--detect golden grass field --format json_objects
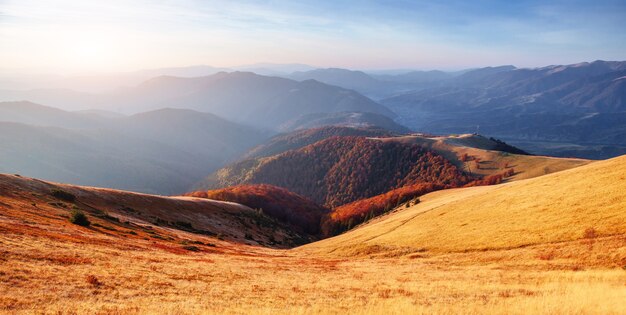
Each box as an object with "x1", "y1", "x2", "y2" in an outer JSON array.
[{"x1": 1, "y1": 155, "x2": 625, "y2": 314}]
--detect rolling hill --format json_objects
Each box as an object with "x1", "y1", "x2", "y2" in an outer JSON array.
[
  {"x1": 203, "y1": 130, "x2": 589, "y2": 204},
  {"x1": 299, "y1": 154, "x2": 626, "y2": 258},
  {"x1": 201, "y1": 136, "x2": 473, "y2": 208},
  {"x1": 0, "y1": 101, "x2": 111, "y2": 128},
  {"x1": 379, "y1": 133, "x2": 590, "y2": 181},
  {"x1": 0, "y1": 173, "x2": 307, "y2": 248},
  {"x1": 0, "y1": 121, "x2": 214, "y2": 195},
  {"x1": 1, "y1": 153, "x2": 624, "y2": 314}
]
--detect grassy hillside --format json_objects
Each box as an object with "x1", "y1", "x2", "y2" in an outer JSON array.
[
  {"x1": 0, "y1": 174, "x2": 308, "y2": 248},
  {"x1": 1, "y1": 156, "x2": 625, "y2": 313},
  {"x1": 300, "y1": 155, "x2": 626, "y2": 258}
]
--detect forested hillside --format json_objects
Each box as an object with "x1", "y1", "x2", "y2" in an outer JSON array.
[
  {"x1": 206, "y1": 136, "x2": 472, "y2": 208},
  {"x1": 186, "y1": 184, "x2": 330, "y2": 236}
]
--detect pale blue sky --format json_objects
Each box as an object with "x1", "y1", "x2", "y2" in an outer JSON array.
[{"x1": 0, "y1": 0, "x2": 624, "y2": 73}]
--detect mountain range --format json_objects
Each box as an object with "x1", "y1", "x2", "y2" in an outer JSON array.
[
  {"x1": 0, "y1": 72, "x2": 394, "y2": 130},
  {"x1": 0, "y1": 101, "x2": 267, "y2": 194},
  {"x1": 276, "y1": 61, "x2": 626, "y2": 158},
  {"x1": 2, "y1": 61, "x2": 626, "y2": 314},
  {"x1": 2, "y1": 134, "x2": 623, "y2": 313}
]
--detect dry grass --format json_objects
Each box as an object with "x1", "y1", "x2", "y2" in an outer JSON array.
[
  {"x1": 301, "y1": 155, "x2": 626, "y2": 256},
  {"x1": 1, "y1": 232, "x2": 625, "y2": 314},
  {"x1": 1, "y1": 155, "x2": 625, "y2": 314}
]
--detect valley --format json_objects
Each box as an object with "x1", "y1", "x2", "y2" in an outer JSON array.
[
  {"x1": 1, "y1": 155, "x2": 625, "y2": 314},
  {"x1": 1, "y1": 1, "x2": 625, "y2": 313},
  {"x1": 1, "y1": 63, "x2": 623, "y2": 314}
]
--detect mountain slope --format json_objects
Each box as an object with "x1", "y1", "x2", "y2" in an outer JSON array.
[
  {"x1": 0, "y1": 72, "x2": 396, "y2": 129},
  {"x1": 206, "y1": 131, "x2": 589, "y2": 195},
  {"x1": 289, "y1": 68, "x2": 459, "y2": 99},
  {"x1": 122, "y1": 108, "x2": 266, "y2": 162},
  {"x1": 1, "y1": 156, "x2": 624, "y2": 314},
  {"x1": 380, "y1": 61, "x2": 626, "y2": 158},
  {"x1": 0, "y1": 101, "x2": 108, "y2": 128},
  {"x1": 0, "y1": 122, "x2": 217, "y2": 194},
  {"x1": 0, "y1": 103, "x2": 268, "y2": 194},
  {"x1": 381, "y1": 133, "x2": 590, "y2": 181},
  {"x1": 300, "y1": 154, "x2": 626, "y2": 257},
  {"x1": 0, "y1": 173, "x2": 308, "y2": 248},
  {"x1": 186, "y1": 184, "x2": 330, "y2": 235},
  {"x1": 202, "y1": 136, "x2": 472, "y2": 208},
  {"x1": 242, "y1": 126, "x2": 396, "y2": 159},
  {"x1": 278, "y1": 111, "x2": 411, "y2": 133}
]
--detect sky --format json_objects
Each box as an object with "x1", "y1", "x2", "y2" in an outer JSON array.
[{"x1": 0, "y1": 0, "x2": 625, "y2": 74}]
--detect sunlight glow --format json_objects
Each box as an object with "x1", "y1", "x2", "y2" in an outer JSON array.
[{"x1": 66, "y1": 36, "x2": 115, "y2": 70}]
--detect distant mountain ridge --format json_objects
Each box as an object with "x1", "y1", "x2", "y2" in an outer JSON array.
[
  {"x1": 278, "y1": 111, "x2": 410, "y2": 133},
  {"x1": 0, "y1": 101, "x2": 268, "y2": 194},
  {"x1": 376, "y1": 60, "x2": 626, "y2": 159},
  {"x1": 0, "y1": 72, "x2": 396, "y2": 130},
  {"x1": 242, "y1": 126, "x2": 397, "y2": 159}
]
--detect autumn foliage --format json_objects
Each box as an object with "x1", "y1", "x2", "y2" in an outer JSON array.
[
  {"x1": 465, "y1": 168, "x2": 516, "y2": 187},
  {"x1": 194, "y1": 136, "x2": 524, "y2": 238},
  {"x1": 321, "y1": 183, "x2": 444, "y2": 236},
  {"x1": 245, "y1": 136, "x2": 473, "y2": 208},
  {"x1": 187, "y1": 184, "x2": 330, "y2": 235}
]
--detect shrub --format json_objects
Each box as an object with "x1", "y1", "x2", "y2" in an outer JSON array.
[
  {"x1": 51, "y1": 189, "x2": 76, "y2": 202},
  {"x1": 175, "y1": 221, "x2": 193, "y2": 230},
  {"x1": 86, "y1": 275, "x2": 101, "y2": 287},
  {"x1": 69, "y1": 210, "x2": 90, "y2": 227},
  {"x1": 583, "y1": 227, "x2": 597, "y2": 239},
  {"x1": 182, "y1": 245, "x2": 200, "y2": 252}
]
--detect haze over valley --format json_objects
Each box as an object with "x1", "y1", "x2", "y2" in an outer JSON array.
[{"x1": 1, "y1": 1, "x2": 625, "y2": 314}]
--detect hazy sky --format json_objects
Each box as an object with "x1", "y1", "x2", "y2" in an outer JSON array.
[{"x1": 1, "y1": 0, "x2": 625, "y2": 74}]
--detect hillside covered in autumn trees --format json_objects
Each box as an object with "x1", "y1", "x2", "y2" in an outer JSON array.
[
  {"x1": 186, "y1": 184, "x2": 330, "y2": 235},
  {"x1": 321, "y1": 183, "x2": 444, "y2": 235},
  {"x1": 193, "y1": 131, "x2": 538, "y2": 237},
  {"x1": 223, "y1": 136, "x2": 472, "y2": 208}
]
